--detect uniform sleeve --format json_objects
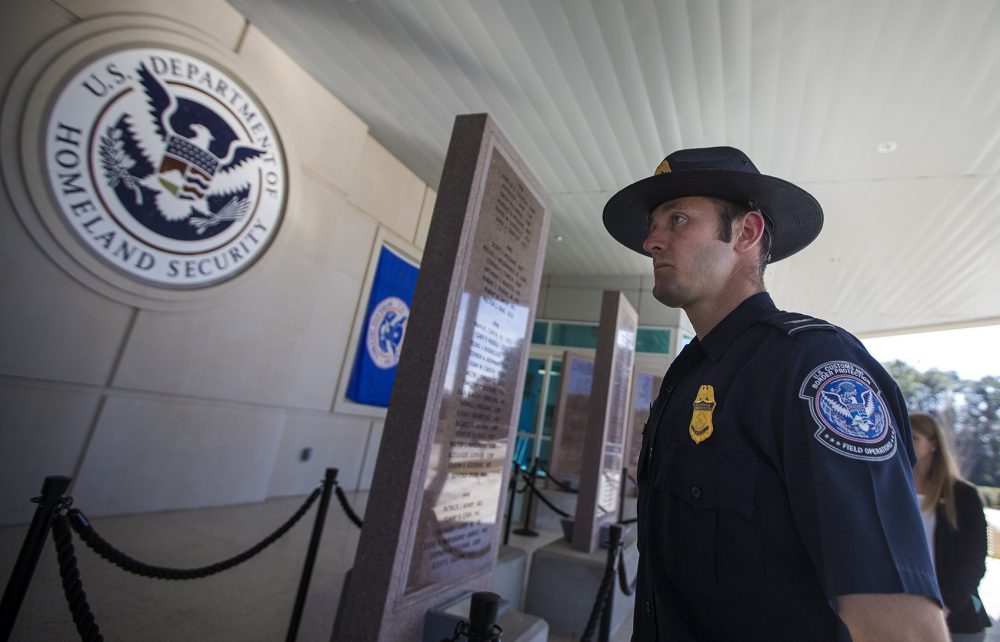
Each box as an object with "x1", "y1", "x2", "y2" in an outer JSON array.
[{"x1": 772, "y1": 332, "x2": 941, "y2": 603}]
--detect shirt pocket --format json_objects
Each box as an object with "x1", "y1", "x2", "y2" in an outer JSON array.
[{"x1": 653, "y1": 443, "x2": 761, "y2": 603}]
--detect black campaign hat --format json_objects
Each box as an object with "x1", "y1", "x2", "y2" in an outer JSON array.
[{"x1": 602, "y1": 146, "x2": 823, "y2": 263}]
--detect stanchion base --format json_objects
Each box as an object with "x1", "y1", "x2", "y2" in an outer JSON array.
[
  {"x1": 511, "y1": 528, "x2": 539, "y2": 537},
  {"x1": 423, "y1": 592, "x2": 547, "y2": 642}
]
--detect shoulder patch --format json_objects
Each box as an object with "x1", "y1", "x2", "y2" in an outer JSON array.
[
  {"x1": 761, "y1": 311, "x2": 836, "y2": 336},
  {"x1": 798, "y1": 361, "x2": 897, "y2": 461}
]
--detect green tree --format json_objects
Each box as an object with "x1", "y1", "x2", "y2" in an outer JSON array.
[
  {"x1": 883, "y1": 359, "x2": 961, "y2": 416},
  {"x1": 955, "y1": 376, "x2": 1000, "y2": 486},
  {"x1": 882, "y1": 361, "x2": 1000, "y2": 486}
]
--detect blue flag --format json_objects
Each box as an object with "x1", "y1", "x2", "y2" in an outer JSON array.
[{"x1": 346, "y1": 245, "x2": 419, "y2": 407}]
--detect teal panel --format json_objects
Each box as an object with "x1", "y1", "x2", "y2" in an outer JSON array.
[
  {"x1": 532, "y1": 321, "x2": 549, "y2": 345},
  {"x1": 549, "y1": 323, "x2": 599, "y2": 349},
  {"x1": 636, "y1": 328, "x2": 671, "y2": 354},
  {"x1": 518, "y1": 357, "x2": 546, "y2": 434}
]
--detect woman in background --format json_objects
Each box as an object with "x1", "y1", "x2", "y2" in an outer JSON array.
[{"x1": 911, "y1": 411, "x2": 993, "y2": 641}]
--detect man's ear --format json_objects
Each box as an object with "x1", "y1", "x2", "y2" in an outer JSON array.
[{"x1": 735, "y1": 210, "x2": 766, "y2": 254}]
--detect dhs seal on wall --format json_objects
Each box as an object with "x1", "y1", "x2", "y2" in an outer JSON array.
[
  {"x1": 345, "y1": 245, "x2": 419, "y2": 407},
  {"x1": 44, "y1": 48, "x2": 286, "y2": 288},
  {"x1": 366, "y1": 296, "x2": 409, "y2": 369},
  {"x1": 799, "y1": 360, "x2": 897, "y2": 461}
]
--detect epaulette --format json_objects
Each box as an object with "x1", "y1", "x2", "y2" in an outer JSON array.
[{"x1": 761, "y1": 311, "x2": 837, "y2": 336}]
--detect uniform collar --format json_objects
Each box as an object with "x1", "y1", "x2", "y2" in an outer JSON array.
[{"x1": 696, "y1": 292, "x2": 778, "y2": 362}]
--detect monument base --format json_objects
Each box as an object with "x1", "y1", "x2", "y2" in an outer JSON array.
[
  {"x1": 423, "y1": 591, "x2": 548, "y2": 642},
  {"x1": 523, "y1": 534, "x2": 639, "y2": 637},
  {"x1": 493, "y1": 545, "x2": 528, "y2": 610},
  {"x1": 559, "y1": 519, "x2": 632, "y2": 549}
]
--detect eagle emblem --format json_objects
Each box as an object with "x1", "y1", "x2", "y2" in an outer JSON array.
[
  {"x1": 97, "y1": 63, "x2": 266, "y2": 239},
  {"x1": 818, "y1": 380, "x2": 887, "y2": 439},
  {"x1": 366, "y1": 296, "x2": 410, "y2": 369},
  {"x1": 800, "y1": 361, "x2": 896, "y2": 461},
  {"x1": 44, "y1": 48, "x2": 286, "y2": 289},
  {"x1": 689, "y1": 384, "x2": 716, "y2": 444}
]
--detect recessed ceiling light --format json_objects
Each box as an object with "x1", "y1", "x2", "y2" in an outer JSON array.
[
  {"x1": 877, "y1": 141, "x2": 898, "y2": 154},
  {"x1": 554, "y1": 235, "x2": 564, "y2": 242}
]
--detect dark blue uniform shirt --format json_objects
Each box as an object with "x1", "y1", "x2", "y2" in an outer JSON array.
[{"x1": 632, "y1": 293, "x2": 940, "y2": 641}]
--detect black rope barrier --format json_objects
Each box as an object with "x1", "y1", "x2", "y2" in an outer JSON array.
[
  {"x1": 67, "y1": 487, "x2": 321, "y2": 580},
  {"x1": 520, "y1": 473, "x2": 571, "y2": 519},
  {"x1": 503, "y1": 463, "x2": 531, "y2": 546},
  {"x1": 512, "y1": 460, "x2": 541, "y2": 537},
  {"x1": 333, "y1": 485, "x2": 364, "y2": 529},
  {"x1": 576, "y1": 524, "x2": 634, "y2": 642},
  {"x1": 51, "y1": 513, "x2": 103, "y2": 642},
  {"x1": 579, "y1": 535, "x2": 620, "y2": 642},
  {"x1": 442, "y1": 619, "x2": 503, "y2": 642},
  {"x1": 617, "y1": 548, "x2": 637, "y2": 596},
  {"x1": 535, "y1": 463, "x2": 577, "y2": 493},
  {"x1": 5, "y1": 473, "x2": 347, "y2": 642}
]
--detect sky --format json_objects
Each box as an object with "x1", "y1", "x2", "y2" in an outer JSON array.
[{"x1": 861, "y1": 325, "x2": 1000, "y2": 381}]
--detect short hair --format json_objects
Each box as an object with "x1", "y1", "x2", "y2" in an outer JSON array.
[{"x1": 712, "y1": 199, "x2": 773, "y2": 277}]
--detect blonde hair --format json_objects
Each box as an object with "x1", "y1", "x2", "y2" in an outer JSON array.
[{"x1": 910, "y1": 412, "x2": 961, "y2": 529}]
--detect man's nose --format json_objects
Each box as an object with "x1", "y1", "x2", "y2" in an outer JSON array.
[{"x1": 643, "y1": 229, "x2": 664, "y2": 254}]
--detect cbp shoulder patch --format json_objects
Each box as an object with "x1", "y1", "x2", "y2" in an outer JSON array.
[
  {"x1": 762, "y1": 311, "x2": 836, "y2": 336},
  {"x1": 798, "y1": 361, "x2": 897, "y2": 461}
]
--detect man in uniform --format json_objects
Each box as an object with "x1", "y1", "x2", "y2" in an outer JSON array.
[{"x1": 602, "y1": 147, "x2": 947, "y2": 641}]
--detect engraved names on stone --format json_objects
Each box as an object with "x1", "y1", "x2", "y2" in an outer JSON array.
[
  {"x1": 406, "y1": 150, "x2": 542, "y2": 591},
  {"x1": 334, "y1": 114, "x2": 550, "y2": 642},
  {"x1": 597, "y1": 316, "x2": 636, "y2": 513},
  {"x1": 548, "y1": 352, "x2": 594, "y2": 483},
  {"x1": 571, "y1": 291, "x2": 638, "y2": 553}
]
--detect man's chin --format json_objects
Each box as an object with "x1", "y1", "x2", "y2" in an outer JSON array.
[{"x1": 651, "y1": 287, "x2": 685, "y2": 309}]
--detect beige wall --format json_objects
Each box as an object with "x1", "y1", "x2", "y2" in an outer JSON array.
[
  {"x1": 0, "y1": 0, "x2": 433, "y2": 524},
  {"x1": 0, "y1": 0, "x2": 678, "y2": 526}
]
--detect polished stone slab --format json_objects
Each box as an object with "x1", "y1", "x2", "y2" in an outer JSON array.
[
  {"x1": 548, "y1": 351, "x2": 594, "y2": 486},
  {"x1": 571, "y1": 291, "x2": 637, "y2": 553},
  {"x1": 333, "y1": 114, "x2": 551, "y2": 641}
]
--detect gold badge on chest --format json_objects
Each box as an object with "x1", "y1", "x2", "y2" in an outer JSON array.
[{"x1": 689, "y1": 384, "x2": 717, "y2": 444}]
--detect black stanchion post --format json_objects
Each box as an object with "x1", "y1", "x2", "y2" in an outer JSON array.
[
  {"x1": 503, "y1": 462, "x2": 518, "y2": 546},
  {"x1": 617, "y1": 466, "x2": 628, "y2": 524},
  {"x1": 286, "y1": 468, "x2": 337, "y2": 642},
  {"x1": 467, "y1": 591, "x2": 501, "y2": 642},
  {"x1": 512, "y1": 459, "x2": 538, "y2": 537},
  {"x1": 0, "y1": 475, "x2": 72, "y2": 642},
  {"x1": 599, "y1": 524, "x2": 624, "y2": 642}
]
